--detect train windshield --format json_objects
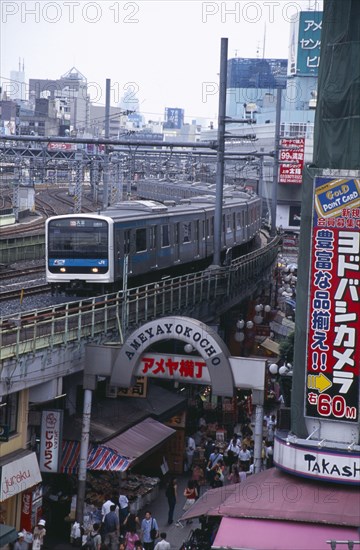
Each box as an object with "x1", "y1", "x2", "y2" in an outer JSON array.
[{"x1": 48, "y1": 218, "x2": 108, "y2": 258}]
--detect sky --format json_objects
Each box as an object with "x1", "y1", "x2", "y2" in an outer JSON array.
[{"x1": 0, "y1": 0, "x2": 323, "y2": 125}]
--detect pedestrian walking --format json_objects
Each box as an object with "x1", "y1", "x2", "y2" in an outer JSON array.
[
  {"x1": 102, "y1": 496, "x2": 118, "y2": 523},
  {"x1": 32, "y1": 519, "x2": 46, "y2": 550},
  {"x1": 185, "y1": 435, "x2": 196, "y2": 471},
  {"x1": 14, "y1": 532, "x2": 29, "y2": 550},
  {"x1": 140, "y1": 511, "x2": 159, "y2": 550},
  {"x1": 123, "y1": 512, "x2": 140, "y2": 534},
  {"x1": 124, "y1": 527, "x2": 140, "y2": 550},
  {"x1": 154, "y1": 532, "x2": 170, "y2": 550},
  {"x1": 238, "y1": 443, "x2": 251, "y2": 472},
  {"x1": 103, "y1": 504, "x2": 120, "y2": 550},
  {"x1": 165, "y1": 477, "x2": 177, "y2": 525},
  {"x1": 85, "y1": 523, "x2": 102, "y2": 549},
  {"x1": 118, "y1": 492, "x2": 129, "y2": 536}
]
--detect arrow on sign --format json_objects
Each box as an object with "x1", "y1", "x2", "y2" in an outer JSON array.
[{"x1": 307, "y1": 373, "x2": 332, "y2": 393}]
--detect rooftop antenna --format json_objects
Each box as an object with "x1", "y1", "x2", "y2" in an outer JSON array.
[{"x1": 262, "y1": 21, "x2": 267, "y2": 59}]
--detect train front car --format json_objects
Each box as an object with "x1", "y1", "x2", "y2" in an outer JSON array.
[{"x1": 45, "y1": 214, "x2": 114, "y2": 294}]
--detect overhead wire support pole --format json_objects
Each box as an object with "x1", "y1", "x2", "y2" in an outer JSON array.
[
  {"x1": 213, "y1": 37, "x2": 228, "y2": 268},
  {"x1": 270, "y1": 87, "x2": 282, "y2": 237},
  {"x1": 103, "y1": 78, "x2": 111, "y2": 209}
]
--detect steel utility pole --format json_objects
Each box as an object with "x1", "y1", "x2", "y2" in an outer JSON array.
[
  {"x1": 270, "y1": 87, "x2": 282, "y2": 237},
  {"x1": 213, "y1": 37, "x2": 228, "y2": 267},
  {"x1": 103, "y1": 78, "x2": 111, "y2": 209}
]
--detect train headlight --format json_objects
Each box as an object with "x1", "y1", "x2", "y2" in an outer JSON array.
[
  {"x1": 60, "y1": 267, "x2": 66, "y2": 273},
  {"x1": 91, "y1": 267, "x2": 99, "y2": 273}
]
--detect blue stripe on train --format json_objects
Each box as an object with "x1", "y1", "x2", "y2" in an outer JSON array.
[{"x1": 49, "y1": 258, "x2": 109, "y2": 267}]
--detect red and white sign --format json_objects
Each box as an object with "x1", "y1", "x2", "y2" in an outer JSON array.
[
  {"x1": 39, "y1": 410, "x2": 63, "y2": 473},
  {"x1": 0, "y1": 452, "x2": 42, "y2": 501},
  {"x1": 306, "y1": 177, "x2": 360, "y2": 423},
  {"x1": 47, "y1": 142, "x2": 77, "y2": 151},
  {"x1": 135, "y1": 353, "x2": 210, "y2": 384},
  {"x1": 20, "y1": 484, "x2": 42, "y2": 532},
  {"x1": 279, "y1": 138, "x2": 305, "y2": 184}
]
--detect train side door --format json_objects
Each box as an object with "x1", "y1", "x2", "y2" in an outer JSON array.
[
  {"x1": 174, "y1": 222, "x2": 180, "y2": 262},
  {"x1": 124, "y1": 229, "x2": 132, "y2": 274},
  {"x1": 150, "y1": 225, "x2": 158, "y2": 269}
]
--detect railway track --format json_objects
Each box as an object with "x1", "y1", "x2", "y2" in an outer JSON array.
[
  {"x1": 0, "y1": 283, "x2": 49, "y2": 302},
  {"x1": 0, "y1": 265, "x2": 45, "y2": 281}
]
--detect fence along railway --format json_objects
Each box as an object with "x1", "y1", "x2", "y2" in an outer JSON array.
[{"x1": 0, "y1": 235, "x2": 279, "y2": 363}]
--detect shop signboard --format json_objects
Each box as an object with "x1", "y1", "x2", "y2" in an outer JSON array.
[
  {"x1": 136, "y1": 353, "x2": 210, "y2": 385},
  {"x1": 305, "y1": 176, "x2": 360, "y2": 423},
  {"x1": 117, "y1": 377, "x2": 148, "y2": 398},
  {"x1": 39, "y1": 410, "x2": 63, "y2": 473},
  {"x1": 274, "y1": 435, "x2": 360, "y2": 484},
  {"x1": 288, "y1": 11, "x2": 322, "y2": 76},
  {"x1": 0, "y1": 452, "x2": 42, "y2": 501},
  {"x1": 20, "y1": 484, "x2": 42, "y2": 532},
  {"x1": 279, "y1": 138, "x2": 305, "y2": 184}
]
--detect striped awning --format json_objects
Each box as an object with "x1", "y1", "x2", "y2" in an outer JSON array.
[{"x1": 61, "y1": 441, "x2": 132, "y2": 474}]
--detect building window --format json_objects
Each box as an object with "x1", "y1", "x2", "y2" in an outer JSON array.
[{"x1": 0, "y1": 393, "x2": 19, "y2": 435}]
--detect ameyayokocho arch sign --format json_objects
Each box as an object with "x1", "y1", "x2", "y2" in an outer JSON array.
[{"x1": 110, "y1": 316, "x2": 234, "y2": 397}]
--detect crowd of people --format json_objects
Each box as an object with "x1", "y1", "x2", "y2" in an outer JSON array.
[
  {"x1": 11, "y1": 410, "x2": 277, "y2": 550},
  {"x1": 180, "y1": 412, "x2": 276, "y2": 495}
]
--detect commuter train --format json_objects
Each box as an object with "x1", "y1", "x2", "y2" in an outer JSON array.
[{"x1": 46, "y1": 190, "x2": 261, "y2": 294}]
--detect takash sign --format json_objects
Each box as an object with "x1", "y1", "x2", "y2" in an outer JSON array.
[
  {"x1": 110, "y1": 317, "x2": 234, "y2": 396},
  {"x1": 39, "y1": 410, "x2": 63, "y2": 473},
  {"x1": 274, "y1": 435, "x2": 360, "y2": 485}
]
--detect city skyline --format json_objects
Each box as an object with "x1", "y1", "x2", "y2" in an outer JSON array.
[{"x1": 1, "y1": 0, "x2": 323, "y2": 125}]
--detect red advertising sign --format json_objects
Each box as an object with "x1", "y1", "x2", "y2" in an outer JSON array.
[
  {"x1": 47, "y1": 142, "x2": 77, "y2": 151},
  {"x1": 306, "y1": 177, "x2": 360, "y2": 423},
  {"x1": 134, "y1": 353, "x2": 210, "y2": 384},
  {"x1": 279, "y1": 138, "x2": 305, "y2": 184},
  {"x1": 20, "y1": 485, "x2": 42, "y2": 532}
]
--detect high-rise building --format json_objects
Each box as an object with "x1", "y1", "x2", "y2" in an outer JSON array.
[
  {"x1": 8, "y1": 59, "x2": 26, "y2": 101},
  {"x1": 29, "y1": 67, "x2": 90, "y2": 134}
]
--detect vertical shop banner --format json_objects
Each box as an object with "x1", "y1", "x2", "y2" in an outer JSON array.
[
  {"x1": 39, "y1": 410, "x2": 63, "y2": 473},
  {"x1": 20, "y1": 484, "x2": 42, "y2": 532},
  {"x1": 279, "y1": 138, "x2": 305, "y2": 184},
  {"x1": 306, "y1": 177, "x2": 360, "y2": 423}
]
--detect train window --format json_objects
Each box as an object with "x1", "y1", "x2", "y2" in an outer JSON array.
[
  {"x1": 136, "y1": 228, "x2": 147, "y2": 252},
  {"x1": 233, "y1": 213, "x2": 236, "y2": 231},
  {"x1": 227, "y1": 214, "x2": 232, "y2": 233},
  {"x1": 222, "y1": 215, "x2": 226, "y2": 233},
  {"x1": 210, "y1": 217, "x2": 214, "y2": 236},
  {"x1": 202, "y1": 220, "x2": 205, "y2": 240},
  {"x1": 237, "y1": 212, "x2": 241, "y2": 229},
  {"x1": 183, "y1": 222, "x2": 191, "y2": 243},
  {"x1": 161, "y1": 224, "x2": 170, "y2": 247}
]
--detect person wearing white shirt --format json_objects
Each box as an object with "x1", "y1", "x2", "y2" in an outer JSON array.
[
  {"x1": 185, "y1": 436, "x2": 196, "y2": 471},
  {"x1": 101, "y1": 497, "x2": 118, "y2": 522},
  {"x1": 119, "y1": 493, "x2": 129, "y2": 535},
  {"x1": 226, "y1": 435, "x2": 241, "y2": 468},
  {"x1": 238, "y1": 444, "x2": 251, "y2": 471},
  {"x1": 154, "y1": 532, "x2": 170, "y2": 550}
]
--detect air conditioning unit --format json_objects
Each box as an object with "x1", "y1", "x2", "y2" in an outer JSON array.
[{"x1": 106, "y1": 384, "x2": 118, "y2": 398}]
